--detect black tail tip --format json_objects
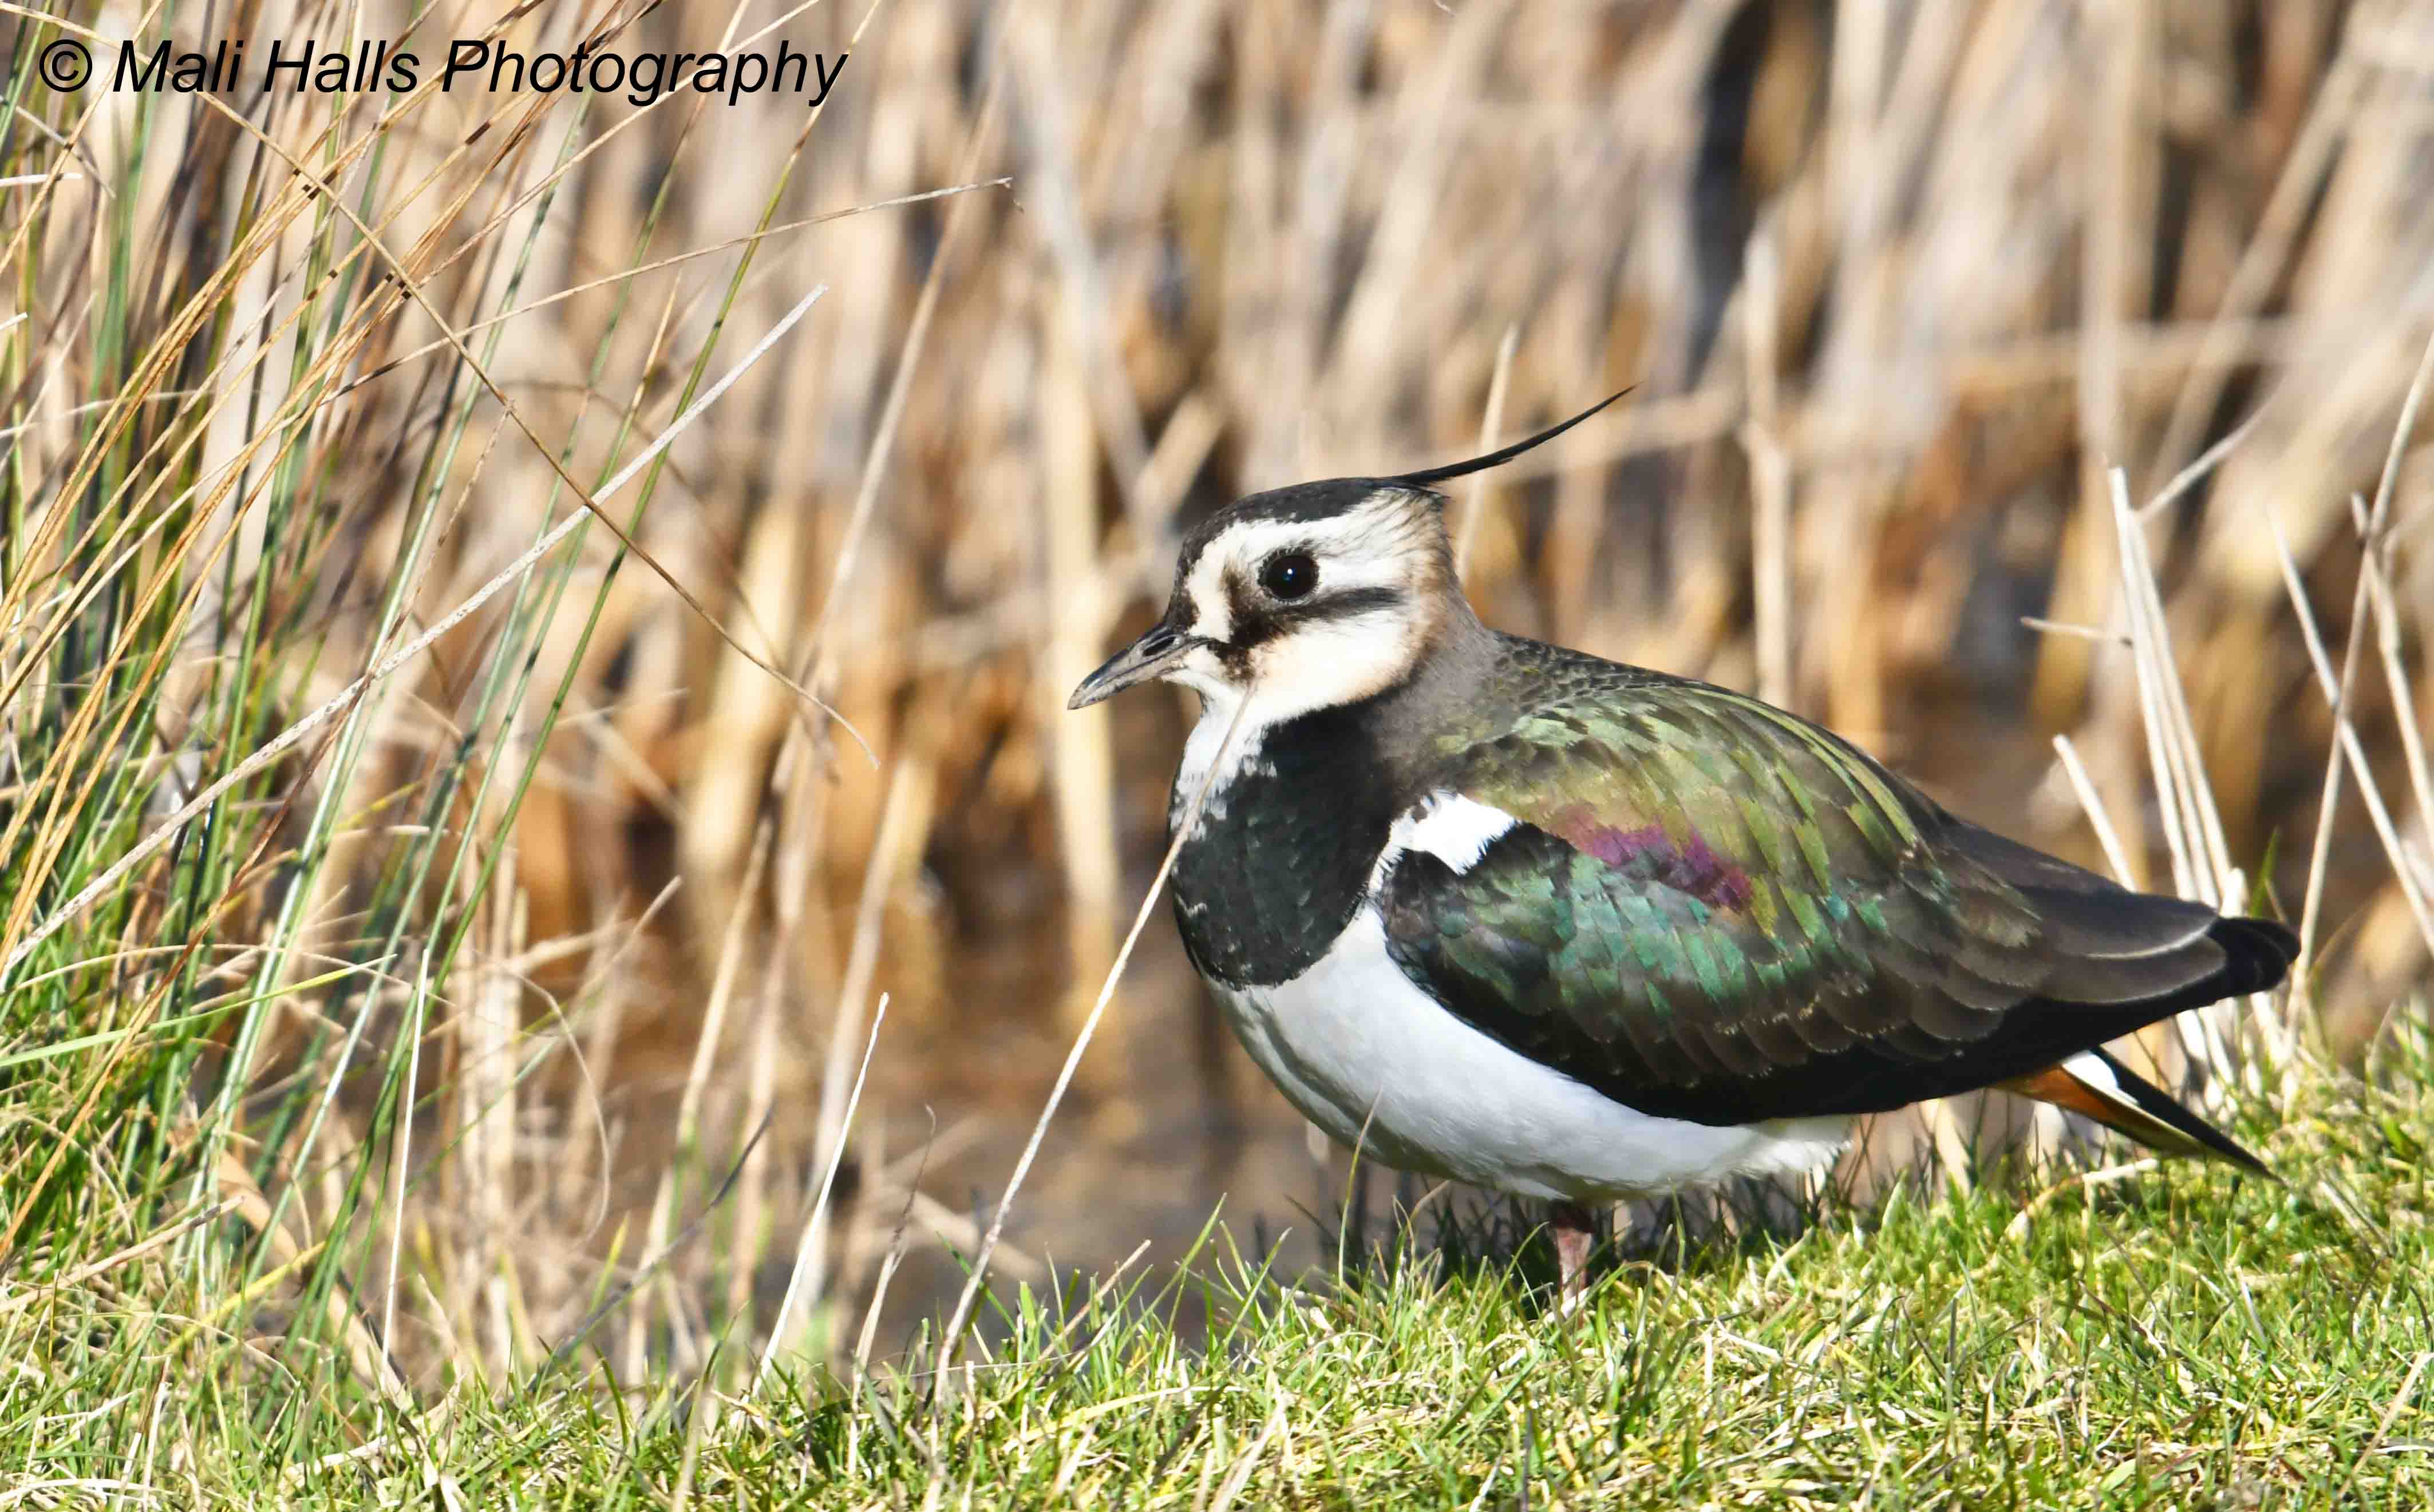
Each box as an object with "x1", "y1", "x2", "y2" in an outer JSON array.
[
  {"x1": 2093, "y1": 1047, "x2": 2279, "y2": 1181},
  {"x1": 2212, "y1": 915, "x2": 2300, "y2": 995}
]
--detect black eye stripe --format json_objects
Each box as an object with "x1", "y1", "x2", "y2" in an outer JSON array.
[
  {"x1": 1222, "y1": 571, "x2": 1257, "y2": 640},
  {"x1": 1223, "y1": 584, "x2": 1406, "y2": 651},
  {"x1": 1277, "y1": 584, "x2": 1402, "y2": 625}
]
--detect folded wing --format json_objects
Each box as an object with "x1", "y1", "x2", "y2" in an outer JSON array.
[{"x1": 1377, "y1": 667, "x2": 2295, "y2": 1127}]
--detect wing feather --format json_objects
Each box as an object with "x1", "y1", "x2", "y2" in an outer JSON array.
[{"x1": 1378, "y1": 659, "x2": 2290, "y2": 1125}]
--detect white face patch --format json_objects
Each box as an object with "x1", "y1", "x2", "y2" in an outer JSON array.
[
  {"x1": 1240, "y1": 601, "x2": 1418, "y2": 722},
  {"x1": 1167, "y1": 489, "x2": 1443, "y2": 728}
]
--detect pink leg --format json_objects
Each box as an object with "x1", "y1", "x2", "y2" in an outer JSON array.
[{"x1": 1550, "y1": 1200, "x2": 1595, "y2": 1306}]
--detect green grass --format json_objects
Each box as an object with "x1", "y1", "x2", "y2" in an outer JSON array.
[{"x1": 8, "y1": 1050, "x2": 2433, "y2": 1508}]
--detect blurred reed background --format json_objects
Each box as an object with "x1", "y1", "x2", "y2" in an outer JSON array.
[{"x1": 3, "y1": 0, "x2": 2432, "y2": 1390}]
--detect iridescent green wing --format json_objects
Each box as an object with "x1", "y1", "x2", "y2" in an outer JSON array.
[{"x1": 1377, "y1": 661, "x2": 2233, "y2": 1123}]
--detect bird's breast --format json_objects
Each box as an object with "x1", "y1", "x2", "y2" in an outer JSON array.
[{"x1": 1165, "y1": 706, "x2": 1400, "y2": 988}]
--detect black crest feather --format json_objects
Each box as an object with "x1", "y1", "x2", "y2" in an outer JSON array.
[{"x1": 1388, "y1": 390, "x2": 1632, "y2": 488}]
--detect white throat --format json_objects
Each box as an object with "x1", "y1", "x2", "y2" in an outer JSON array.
[{"x1": 1169, "y1": 683, "x2": 1264, "y2": 836}]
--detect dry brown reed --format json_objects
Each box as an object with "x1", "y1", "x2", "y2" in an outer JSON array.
[{"x1": 6, "y1": 0, "x2": 2432, "y2": 1387}]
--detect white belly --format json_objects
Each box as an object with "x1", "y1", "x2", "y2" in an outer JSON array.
[{"x1": 1216, "y1": 905, "x2": 1851, "y2": 1201}]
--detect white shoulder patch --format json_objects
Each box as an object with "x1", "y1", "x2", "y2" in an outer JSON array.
[{"x1": 1388, "y1": 793, "x2": 1519, "y2": 874}]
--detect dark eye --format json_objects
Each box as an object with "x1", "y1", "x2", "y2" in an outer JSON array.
[{"x1": 1259, "y1": 551, "x2": 1318, "y2": 601}]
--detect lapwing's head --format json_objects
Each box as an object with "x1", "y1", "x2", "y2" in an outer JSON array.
[{"x1": 1068, "y1": 393, "x2": 1626, "y2": 723}]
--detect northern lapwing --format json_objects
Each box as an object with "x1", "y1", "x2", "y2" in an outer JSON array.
[{"x1": 1068, "y1": 394, "x2": 2297, "y2": 1301}]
